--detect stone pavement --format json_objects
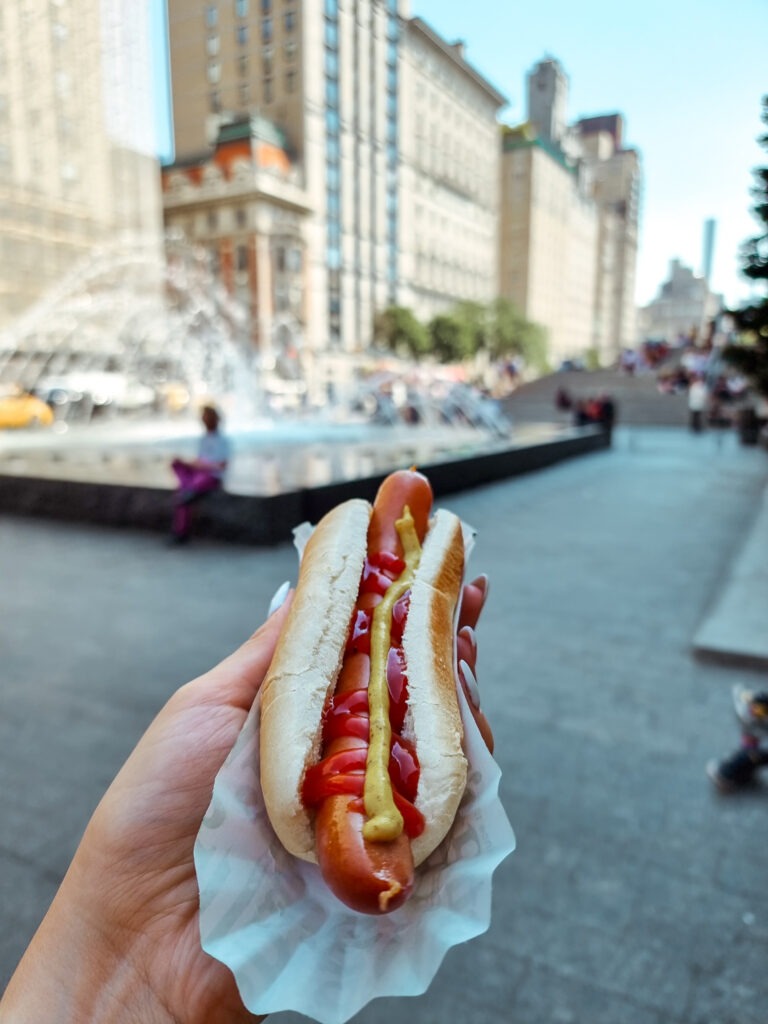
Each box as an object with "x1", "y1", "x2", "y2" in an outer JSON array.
[{"x1": 2, "y1": 425, "x2": 768, "y2": 1023}]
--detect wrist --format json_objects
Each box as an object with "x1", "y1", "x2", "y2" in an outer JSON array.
[{"x1": 0, "y1": 862, "x2": 170, "y2": 1024}]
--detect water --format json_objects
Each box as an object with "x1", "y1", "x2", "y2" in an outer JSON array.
[{"x1": 0, "y1": 233, "x2": 535, "y2": 494}]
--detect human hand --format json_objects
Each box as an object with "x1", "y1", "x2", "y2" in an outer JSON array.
[
  {"x1": 456, "y1": 574, "x2": 494, "y2": 753},
  {"x1": 0, "y1": 595, "x2": 293, "y2": 1024}
]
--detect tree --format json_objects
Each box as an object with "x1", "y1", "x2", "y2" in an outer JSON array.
[
  {"x1": 372, "y1": 305, "x2": 430, "y2": 359},
  {"x1": 452, "y1": 300, "x2": 491, "y2": 356},
  {"x1": 428, "y1": 313, "x2": 474, "y2": 363},
  {"x1": 723, "y1": 96, "x2": 768, "y2": 397},
  {"x1": 486, "y1": 298, "x2": 549, "y2": 372}
]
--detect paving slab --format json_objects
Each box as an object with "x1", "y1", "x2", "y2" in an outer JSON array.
[
  {"x1": 2, "y1": 425, "x2": 768, "y2": 1024},
  {"x1": 693, "y1": 479, "x2": 768, "y2": 667}
]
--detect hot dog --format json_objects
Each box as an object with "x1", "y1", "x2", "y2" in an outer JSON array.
[{"x1": 260, "y1": 469, "x2": 486, "y2": 914}]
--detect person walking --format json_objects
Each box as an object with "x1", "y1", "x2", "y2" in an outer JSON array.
[
  {"x1": 170, "y1": 404, "x2": 231, "y2": 543},
  {"x1": 688, "y1": 375, "x2": 708, "y2": 433}
]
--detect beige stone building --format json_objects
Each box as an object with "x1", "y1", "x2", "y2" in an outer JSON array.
[
  {"x1": 499, "y1": 126, "x2": 597, "y2": 366},
  {"x1": 397, "y1": 18, "x2": 506, "y2": 322},
  {"x1": 0, "y1": 0, "x2": 161, "y2": 329},
  {"x1": 499, "y1": 59, "x2": 642, "y2": 367},
  {"x1": 573, "y1": 114, "x2": 641, "y2": 359},
  {"x1": 638, "y1": 258, "x2": 724, "y2": 344}
]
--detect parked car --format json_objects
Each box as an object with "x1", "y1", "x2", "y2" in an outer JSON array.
[{"x1": 0, "y1": 389, "x2": 54, "y2": 429}]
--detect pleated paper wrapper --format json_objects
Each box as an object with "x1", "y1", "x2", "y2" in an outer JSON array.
[{"x1": 194, "y1": 519, "x2": 516, "y2": 1024}]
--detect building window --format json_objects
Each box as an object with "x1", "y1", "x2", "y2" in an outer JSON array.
[
  {"x1": 285, "y1": 40, "x2": 297, "y2": 60},
  {"x1": 207, "y1": 34, "x2": 219, "y2": 55},
  {"x1": 239, "y1": 83, "x2": 249, "y2": 105},
  {"x1": 207, "y1": 210, "x2": 218, "y2": 230},
  {"x1": 237, "y1": 25, "x2": 248, "y2": 45},
  {"x1": 207, "y1": 61, "x2": 221, "y2": 84},
  {"x1": 236, "y1": 207, "x2": 247, "y2": 229},
  {"x1": 261, "y1": 0, "x2": 271, "y2": 11},
  {"x1": 263, "y1": 77, "x2": 273, "y2": 103},
  {"x1": 236, "y1": 244, "x2": 249, "y2": 273},
  {"x1": 263, "y1": 50, "x2": 273, "y2": 74},
  {"x1": 236, "y1": 0, "x2": 248, "y2": 15},
  {"x1": 209, "y1": 91, "x2": 221, "y2": 112},
  {"x1": 239, "y1": 55, "x2": 248, "y2": 76},
  {"x1": 285, "y1": 10, "x2": 295, "y2": 30},
  {"x1": 206, "y1": 5, "x2": 217, "y2": 28},
  {"x1": 286, "y1": 69, "x2": 296, "y2": 92},
  {"x1": 262, "y1": 17, "x2": 272, "y2": 42}
]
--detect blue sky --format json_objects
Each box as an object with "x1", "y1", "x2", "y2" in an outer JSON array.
[{"x1": 152, "y1": 0, "x2": 767, "y2": 308}]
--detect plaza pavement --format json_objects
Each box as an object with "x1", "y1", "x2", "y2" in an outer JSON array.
[{"x1": 2, "y1": 425, "x2": 768, "y2": 1023}]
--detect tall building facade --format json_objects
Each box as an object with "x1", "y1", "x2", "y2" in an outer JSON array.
[
  {"x1": 0, "y1": 0, "x2": 161, "y2": 328},
  {"x1": 573, "y1": 114, "x2": 641, "y2": 358},
  {"x1": 499, "y1": 126, "x2": 597, "y2": 365},
  {"x1": 167, "y1": 0, "x2": 402, "y2": 357},
  {"x1": 165, "y1": 2, "x2": 505, "y2": 361},
  {"x1": 499, "y1": 58, "x2": 642, "y2": 366},
  {"x1": 398, "y1": 19, "x2": 505, "y2": 323}
]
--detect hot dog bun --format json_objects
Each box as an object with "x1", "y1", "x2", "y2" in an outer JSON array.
[{"x1": 260, "y1": 500, "x2": 467, "y2": 869}]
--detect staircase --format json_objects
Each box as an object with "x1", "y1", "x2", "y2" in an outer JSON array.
[{"x1": 502, "y1": 368, "x2": 690, "y2": 428}]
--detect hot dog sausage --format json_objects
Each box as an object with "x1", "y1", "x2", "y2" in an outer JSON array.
[{"x1": 310, "y1": 470, "x2": 433, "y2": 913}]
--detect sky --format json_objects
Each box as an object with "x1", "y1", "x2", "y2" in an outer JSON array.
[{"x1": 151, "y1": 0, "x2": 767, "y2": 310}]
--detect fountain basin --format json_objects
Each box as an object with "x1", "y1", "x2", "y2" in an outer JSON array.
[{"x1": 0, "y1": 421, "x2": 608, "y2": 544}]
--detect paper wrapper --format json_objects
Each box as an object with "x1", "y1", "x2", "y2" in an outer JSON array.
[{"x1": 194, "y1": 520, "x2": 516, "y2": 1024}]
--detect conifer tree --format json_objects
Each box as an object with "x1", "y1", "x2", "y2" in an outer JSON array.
[{"x1": 724, "y1": 96, "x2": 768, "y2": 396}]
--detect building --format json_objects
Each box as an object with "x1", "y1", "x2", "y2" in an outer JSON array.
[
  {"x1": 573, "y1": 114, "x2": 641, "y2": 359},
  {"x1": 638, "y1": 258, "x2": 724, "y2": 344},
  {"x1": 499, "y1": 124, "x2": 597, "y2": 366},
  {"x1": 0, "y1": 0, "x2": 161, "y2": 329},
  {"x1": 165, "y1": 2, "x2": 506, "y2": 364},
  {"x1": 499, "y1": 58, "x2": 642, "y2": 367},
  {"x1": 162, "y1": 116, "x2": 311, "y2": 370},
  {"x1": 167, "y1": 0, "x2": 401, "y2": 359},
  {"x1": 397, "y1": 19, "x2": 506, "y2": 323}
]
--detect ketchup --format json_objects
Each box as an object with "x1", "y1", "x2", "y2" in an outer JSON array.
[{"x1": 301, "y1": 553, "x2": 426, "y2": 839}]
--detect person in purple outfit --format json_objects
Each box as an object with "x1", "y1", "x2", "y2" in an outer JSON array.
[{"x1": 170, "y1": 404, "x2": 231, "y2": 543}]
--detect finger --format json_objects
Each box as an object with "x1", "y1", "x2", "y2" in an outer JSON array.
[
  {"x1": 458, "y1": 574, "x2": 489, "y2": 631},
  {"x1": 456, "y1": 625, "x2": 477, "y2": 673},
  {"x1": 198, "y1": 593, "x2": 294, "y2": 711},
  {"x1": 458, "y1": 659, "x2": 494, "y2": 754}
]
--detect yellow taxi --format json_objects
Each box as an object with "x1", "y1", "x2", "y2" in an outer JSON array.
[{"x1": 0, "y1": 388, "x2": 55, "y2": 429}]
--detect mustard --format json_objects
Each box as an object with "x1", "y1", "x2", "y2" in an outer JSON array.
[{"x1": 362, "y1": 506, "x2": 422, "y2": 842}]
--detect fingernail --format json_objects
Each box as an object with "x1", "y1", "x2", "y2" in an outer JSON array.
[
  {"x1": 267, "y1": 581, "x2": 291, "y2": 616},
  {"x1": 472, "y1": 574, "x2": 489, "y2": 599},
  {"x1": 459, "y1": 659, "x2": 481, "y2": 710},
  {"x1": 458, "y1": 625, "x2": 477, "y2": 659}
]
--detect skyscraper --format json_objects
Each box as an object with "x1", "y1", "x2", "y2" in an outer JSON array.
[
  {"x1": 0, "y1": 0, "x2": 161, "y2": 328},
  {"x1": 167, "y1": 0, "x2": 402, "y2": 354},
  {"x1": 165, "y1": 1, "x2": 504, "y2": 358}
]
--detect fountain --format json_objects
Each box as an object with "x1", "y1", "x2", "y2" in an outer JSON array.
[{"x1": 0, "y1": 235, "x2": 602, "y2": 541}]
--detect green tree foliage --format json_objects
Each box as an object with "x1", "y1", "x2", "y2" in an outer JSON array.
[
  {"x1": 428, "y1": 313, "x2": 474, "y2": 363},
  {"x1": 723, "y1": 96, "x2": 768, "y2": 396},
  {"x1": 486, "y1": 298, "x2": 549, "y2": 371},
  {"x1": 373, "y1": 299, "x2": 549, "y2": 368},
  {"x1": 372, "y1": 305, "x2": 430, "y2": 359}
]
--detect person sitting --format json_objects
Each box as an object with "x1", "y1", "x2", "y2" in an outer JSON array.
[{"x1": 170, "y1": 404, "x2": 231, "y2": 544}]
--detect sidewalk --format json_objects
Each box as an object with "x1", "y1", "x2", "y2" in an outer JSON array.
[
  {"x1": 2, "y1": 425, "x2": 767, "y2": 1023},
  {"x1": 693, "y1": 477, "x2": 768, "y2": 667}
]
